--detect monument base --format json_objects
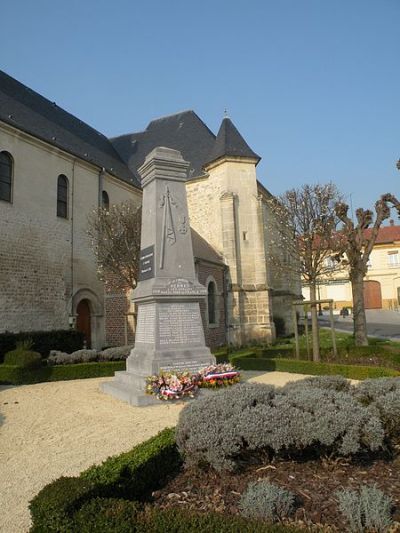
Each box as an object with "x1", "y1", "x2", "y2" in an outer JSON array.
[{"x1": 101, "y1": 345, "x2": 215, "y2": 407}]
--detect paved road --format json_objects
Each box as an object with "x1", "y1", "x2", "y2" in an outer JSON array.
[{"x1": 319, "y1": 309, "x2": 400, "y2": 341}]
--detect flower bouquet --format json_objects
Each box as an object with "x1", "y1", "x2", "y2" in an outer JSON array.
[
  {"x1": 197, "y1": 363, "x2": 240, "y2": 388},
  {"x1": 145, "y1": 371, "x2": 199, "y2": 400}
]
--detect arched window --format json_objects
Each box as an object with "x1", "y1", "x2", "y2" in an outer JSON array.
[
  {"x1": 102, "y1": 190, "x2": 110, "y2": 211},
  {"x1": 57, "y1": 174, "x2": 68, "y2": 218},
  {"x1": 207, "y1": 280, "x2": 216, "y2": 325},
  {"x1": 0, "y1": 151, "x2": 13, "y2": 203}
]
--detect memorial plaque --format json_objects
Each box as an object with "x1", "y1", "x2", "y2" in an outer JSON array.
[
  {"x1": 153, "y1": 278, "x2": 207, "y2": 296},
  {"x1": 160, "y1": 360, "x2": 203, "y2": 373},
  {"x1": 158, "y1": 303, "x2": 203, "y2": 345},
  {"x1": 139, "y1": 245, "x2": 154, "y2": 281},
  {"x1": 135, "y1": 303, "x2": 156, "y2": 344}
]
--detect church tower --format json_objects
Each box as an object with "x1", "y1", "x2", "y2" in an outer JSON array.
[{"x1": 186, "y1": 116, "x2": 275, "y2": 345}]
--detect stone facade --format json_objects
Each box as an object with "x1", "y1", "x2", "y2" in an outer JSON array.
[{"x1": 0, "y1": 121, "x2": 141, "y2": 349}]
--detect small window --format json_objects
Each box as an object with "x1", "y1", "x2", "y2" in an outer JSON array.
[
  {"x1": 207, "y1": 281, "x2": 216, "y2": 325},
  {"x1": 0, "y1": 151, "x2": 13, "y2": 203},
  {"x1": 388, "y1": 251, "x2": 399, "y2": 267},
  {"x1": 57, "y1": 174, "x2": 68, "y2": 218},
  {"x1": 102, "y1": 190, "x2": 110, "y2": 210}
]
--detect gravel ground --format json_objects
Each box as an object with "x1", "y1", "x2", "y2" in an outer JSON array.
[{"x1": 0, "y1": 371, "x2": 310, "y2": 533}]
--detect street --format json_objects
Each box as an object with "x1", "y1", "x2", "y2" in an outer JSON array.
[{"x1": 319, "y1": 309, "x2": 400, "y2": 341}]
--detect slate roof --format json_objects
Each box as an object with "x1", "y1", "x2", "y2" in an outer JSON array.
[
  {"x1": 111, "y1": 111, "x2": 216, "y2": 183},
  {"x1": 0, "y1": 70, "x2": 139, "y2": 187},
  {"x1": 191, "y1": 228, "x2": 225, "y2": 266},
  {"x1": 205, "y1": 116, "x2": 261, "y2": 166}
]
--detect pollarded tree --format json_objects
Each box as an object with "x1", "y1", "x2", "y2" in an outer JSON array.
[
  {"x1": 268, "y1": 183, "x2": 344, "y2": 361},
  {"x1": 87, "y1": 201, "x2": 142, "y2": 291},
  {"x1": 334, "y1": 194, "x2": 400, "y2": 346}
]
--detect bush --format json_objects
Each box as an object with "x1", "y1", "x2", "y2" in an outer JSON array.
[
  {"x1": 98, "y1": 345, "x2": 132, "y2": 361},
  {"x1": 176, "y1": 383, "x2": 384, "y2": 472},
  {"x1": 81, "y1": 427, "x2": 181, "y2": 500},
  {"x1": 47, "y1": 346, "x2": 132, "y2": 365},
  {"x1": 29, "y1": 477, "x2": 99, "y2": 533},
  {"x1": 0, "y1": 361, "x2": 125, "y2": 385},
  {"x1": 239, "y1": 480, "x2": 295, "y2": 522},
  {"x1": 73, "y1": 498, "x2": 141, "y2": 533},
  {"x1": 229, "y1": 354, "x2": 400, "y2": 380},
  {"x1": 352, "y1": 377, "x2": 400, "y2": 405},
  {"x1": 3, "y1": 349, "x2": 42, "y2": 369},
  {"x1": 0, "y1": 329, "x2": 84, "y2": 362},
  {"x1": 336, "y1": 485, "x2": 393, "y2": 533},
  {"x1": 282, "y1": 375, "x2": 352, "y2": 393}
]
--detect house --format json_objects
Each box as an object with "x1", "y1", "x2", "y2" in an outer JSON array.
[
  {"x1": 302, "y1": 221, "x2": 400, "y2": 311},
  {"x1": 0, "y1": 69, "x2": 301, "y2": 349}
]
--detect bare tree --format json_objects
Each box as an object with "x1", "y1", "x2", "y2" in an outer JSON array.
[
  {"x1": 335, "y1": 194, "x2": 400, "y2": 346},
  {"x1": 87, "y1": 201, "x2": 142, "y2": 290},
  {"x1": 268, "y1": 183, "x2": 343, "y2": 361}
]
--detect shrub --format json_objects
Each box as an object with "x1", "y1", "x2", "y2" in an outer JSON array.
[
  {"x1": 176, "y1": 383, "x2": 384, "y2": 472},
  {"x1": 47, "y1": 349, "x2": 98, "y2": 365},
  {"x1": 0, "y1": 361, "x2": 125, "y2": 385},
  {"x1": 98, "y1": 345, "x2": 132, "y2": 361},
  {"x1": 0, "y1": 329, "x2": 84, "y2": 362},
  {"x1": 336, "y1": 485, "x2": 393, "y2": 533},
  {"x1": 282, "y1": 375, "x2": 352, "y2": 393},
  {"x1": 3, "y1": 349, "x2": 42, "y2": 369},
  {"x1": 229, "y1": 355, "x2": 400, "y2": 380},
  {"x1": 81, "y1": 427, "x2": 181, "y2": 500},
  {"x1": 73, "y1": 498, "x2": 140, "y2": 533},
  {"x1": 29, "y1": 477, "x2": 98, "y2": 533},
  {"x1": 239, "y1": 480, "x2": 295, "y2": 522},
  {"x1": 351, "y1": 377, "x2": 400, "y2": 405}
]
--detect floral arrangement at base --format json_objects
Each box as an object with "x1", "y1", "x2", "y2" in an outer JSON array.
[
  {"x1": 145, "y1": 371, "x2": 198, "y2": 400},
  {"x1": 197, "y1": 363, "x2": 240, "y2": 388}
]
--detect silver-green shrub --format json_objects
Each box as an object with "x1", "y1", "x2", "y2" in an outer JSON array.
[
  {"x1": 352, "y1": 378, "x2": 400, "y2": 405},
  {"x1": 98, "y1": 345, "x2": 132, "y2": 361},
  {"x1": 282, "y1": 375, "x2": 351, "y2": 393},
  {"x1": 176, "y1": 383, "x2": 384, "y2": 472},
  {"x1": 239, "y1": 480, "x2": 295, "y2": 522},
  {"x1": 336, "y1": 485, "x2": 393, "y2": 533},
  {"x1": 352, "y1": 378, "x2": 400, "y2": 442},
  {"x1": 47, "y1": 349, "x2": 98, "y2": 365}
]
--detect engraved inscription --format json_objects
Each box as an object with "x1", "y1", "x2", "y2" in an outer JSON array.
[
  {"x1": 135, "y1": 303, "x2": 156, "y2": 344},
  {"x1": 161, "y1": 361, "x2": 203, "y2": 373},
  {"x1": 153, "y1": 278, "x2": 207, "y2": 296},
  {"x1": 158, "y1": 303, "x2": 203, "y2": 345}
]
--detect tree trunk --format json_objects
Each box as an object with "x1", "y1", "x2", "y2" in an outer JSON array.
[
  {"x1": 309, "y1": 283, "x2": 320, "y2": 362},
  {"x1": 351, "y1": 270, "x2": 368, "y2": 346}
]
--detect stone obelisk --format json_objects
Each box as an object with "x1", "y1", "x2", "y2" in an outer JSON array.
[{"x1": 101, "y1": 147, "x2": 215, "y2": 406}]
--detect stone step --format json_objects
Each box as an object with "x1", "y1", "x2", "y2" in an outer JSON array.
[{"x1": 100, "y1": 380, "x2": 158, "y2": 406}]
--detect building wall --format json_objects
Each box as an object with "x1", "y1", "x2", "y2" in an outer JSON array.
[
  {"x1": 186, "y1": 157, "x2": 281, "y2": 345},
  {"x1": 196, "y1": 261, "x2": 226, "y2": 348},
  {"x1": 0, "y1": 121, "x2": 141, "y2": 348}
]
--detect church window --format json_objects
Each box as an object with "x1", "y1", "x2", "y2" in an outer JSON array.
[
  {"x1": 0, "y1": 151, "x2": 13, "y2": 203},
  {"x1": 102, "y1": 190, "x2": 110, "y2": 211},
  {"x1": 57, "y1": 174, "x2": 69, "y2": 218},
  {"x1": 207, "y1": 280, "x2": 217, "y2": 325}
]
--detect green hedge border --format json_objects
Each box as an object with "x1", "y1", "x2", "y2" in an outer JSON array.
[
  {"x1": 29, "y1": 428, "x2": 298, "y2": 533},
  {"x1": 0, "y1": 361, "x2": 125, "y2": 385},
  {"x1": 229, "y1": 353, "x2": 400, "y2": 380}
]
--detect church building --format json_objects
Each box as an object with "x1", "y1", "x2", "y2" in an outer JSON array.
[{"x1": 0, "y1": 70, "x2": 300, "y2": 349}]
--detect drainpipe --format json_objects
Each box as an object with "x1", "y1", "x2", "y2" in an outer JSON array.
[
  {"x1": 98, "y1": 167, "x2": 106, "y2": 207},
  {"x1": 70, "y1": 159, "x2": 76, "y2": 323}
]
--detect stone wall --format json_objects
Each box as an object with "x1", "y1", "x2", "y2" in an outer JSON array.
[
  {"x1": 0, "y1": 122, "x2": 141, "y2": 349},
  {"x1": 196, "y1": 261, "x2": 226, "y2": 348}
]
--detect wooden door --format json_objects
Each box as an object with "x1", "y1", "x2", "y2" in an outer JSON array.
[
  {"x1": 363, "y1": 281, "x2": 382, "y2": 309},
  {"x1": 76, "y1": 299, "x2": 91, "y2": 348}
]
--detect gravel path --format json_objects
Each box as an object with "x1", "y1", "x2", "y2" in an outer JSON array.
[{"x1": 0, "y1": 371, "x2": 309, "y2": 532}]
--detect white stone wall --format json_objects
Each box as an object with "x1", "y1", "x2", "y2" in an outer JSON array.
[{"x1": 0, "y1": 122, "x2": 141, "y2": 348}]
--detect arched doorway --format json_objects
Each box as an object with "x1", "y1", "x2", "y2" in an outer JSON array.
[
  {"x1": 76, "y1": 299, "x2": 92, "y2": 348},
  {"x1": 363, "y1": 280, "x2": 382, "y2": 309}
]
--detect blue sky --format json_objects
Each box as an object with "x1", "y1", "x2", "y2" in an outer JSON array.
[{"x1": 1, "y1": 0, "x2": 399, "y2": 216}]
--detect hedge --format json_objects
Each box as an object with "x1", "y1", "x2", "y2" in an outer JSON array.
[
  {"x1": 229, "y1": 354, "x2": 400, "y2": 380},
  {"x1": 0, "y1": 329, "x2": 84, "y2": 362},
  {"x1": 30, "y1": 428, "x2": 298, "y2": 533},
  {"x1": 29, "y1": 428, "x2": 181, "y2": 532},
  {"x1": 0, "y1": 361, "x2": 125, "y2": 385}
]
